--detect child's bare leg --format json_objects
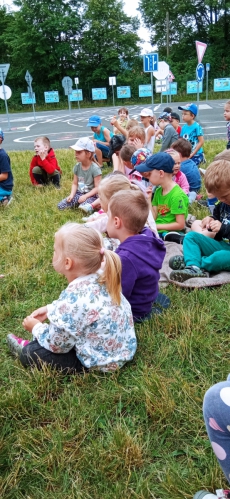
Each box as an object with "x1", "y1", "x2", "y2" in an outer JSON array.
[
  {"x1": 191, "y1": 220, "x2": 216, "y2": 238},
  {"x1": 95, "y1": 147, "x2": 103, "y2": 166},
  {"x1": 91, "y1": 198, "x2": 101, "y2": 210}
]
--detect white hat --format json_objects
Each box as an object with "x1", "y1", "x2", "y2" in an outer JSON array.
[
  {"x1": 70, "y1": 138, "x2": 95, "y2": 152},
  {"x1": 140, "y1": 108, "x2": 153, "y2": 117}
]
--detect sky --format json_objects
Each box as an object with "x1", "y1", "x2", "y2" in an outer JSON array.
[{"x1": 2, "y1": 0, "x2": 154, "y2": 54}]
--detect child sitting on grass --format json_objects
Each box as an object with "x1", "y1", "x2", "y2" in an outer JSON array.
[
  {"x1": 132, "y1": 152, "x2": 189, "y2": 243},
  {"x1": 107, "y1": 190, "x2": 167, "y2": 322},
  {"x1": 112, "y1": 107, "x2": 129, "y2": 135},
  {"x1": 58, "y1": 138, "x2": 101, "y2": 211},
  {"x1": 158, "y1": 112, "x2": 179, "y2": 152},
  {"x1": 0, "y1": 129, "x2": 13, "y2": 206},
  {"x1": 178, "y1": 103, "x2": 205, "y2": 166},
  {"x1": 169, "y1": 159, "x2": 230, "y2": 282},
  {"x1": 140, "y1": 108, "x2": 155, "y2": 152},
  {"x1": 29, "y1": 136, "x2": 62, "y2": 187},
  {"x1": 171, "y1": 138, "x2": 201, "y2": 203},
  {"x1": 7, "y1": 224, "x2": 136, "y2": 372},
  {"x1": 87, "y1": 115, "x2": 113, "y2": 167},
  {"x1": 127, "y1": 126, "x2": 146, "y2": 149},
  {"x1": 165, "y1": 149, "x2": 189, "y2": 195}
]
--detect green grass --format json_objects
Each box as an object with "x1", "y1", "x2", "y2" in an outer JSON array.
[{"x1": 1, "y1": 140, "x2": 230, "y2": 499}]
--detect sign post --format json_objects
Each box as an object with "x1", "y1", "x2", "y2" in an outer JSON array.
[
  {"x1": 195, "y1": 41, "x2": 207, "y2": 117},
  {"x1": 206, "y1": 63, "x2": 210, "y2": 101},
  {"x1": 143, "y1": 54, "x2": 158, "y2": 113},
  {"x1": 62, "y1": 76, "x2": 73, "y2": 113},
  {"x1": 25, "y1": 71, "x2": 36, "y2": 121},
  {"x1": 0, "y1": 64, "x2": 11, "y2": 130},
  {"x1": 74, "y1": 77, "x2": 80, "y2": 110},
  {"x1": 109, "y1": 77, "x2": 116, "y2": 108}
]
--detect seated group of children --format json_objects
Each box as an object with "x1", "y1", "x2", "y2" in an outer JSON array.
[{"x1": 4, "y1": 102, "x2": 230, "y2": 379}]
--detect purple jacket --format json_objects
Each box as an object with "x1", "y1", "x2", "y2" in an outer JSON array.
[{"x1": 115, "y1": 228, "x2": 166, "y2": 320}]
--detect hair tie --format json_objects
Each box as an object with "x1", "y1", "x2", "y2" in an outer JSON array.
[{"x1": 100, "y1": 248, "x2": 104, "y2": 255}]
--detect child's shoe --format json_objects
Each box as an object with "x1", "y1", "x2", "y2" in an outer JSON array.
[
  {"x1": 186, "y1": 214, "x2": 196, "y2": 227},
  {"x1": 199, "y1": 167, "x2": 206, "y2": 177},
  {"x1": 7, "y1": 334, "x2": 30, "y2": 356},
  {"x1": 170, "y1": 265, "x2": 209, "y2": 282},
  {"x1": 80, "y1": 203, "x2": 94, "y2": 214},
  {"x1": 0, "y1": 195, "x2": 13, "y2": 206},
  {"x1": 169, "y1": 255, "x2": 185, "y2": 270},
  {"x1": 193, "y1": 492, "x2": 217, "y2": 499},
  {"x1": 164, "y1": 231, "x2": 185, "y2": 244}
]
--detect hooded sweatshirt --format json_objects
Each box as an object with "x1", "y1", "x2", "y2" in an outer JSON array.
[{"x1": 115, "y1": 227, "x2": 166, "y2": 320}]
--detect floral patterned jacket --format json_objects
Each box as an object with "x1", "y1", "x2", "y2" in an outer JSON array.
[{"x1": 32, "y1": 273, "x2": 137, "y2": 371}]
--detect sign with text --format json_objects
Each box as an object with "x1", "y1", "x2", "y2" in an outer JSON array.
[
  {"x1": 69, "y1": 89, "x2": 83, "y2": 101},
  {"x1": 92, "y1": 88, "x2": 107, "y2": 100},
  {"x1": 21, "y1": 92, "x2": 36, "y2": 104},
  {"x1": 162, "y1": 82, "x2": 178, "y2": 95},
  {"x1": 214, "y1": 78, "x2": 230, "y2": 92},
  {"x1": 44, "y1": 91, "x2": 59, "y2": 103},
  {"x1": 117, "y1": 86, "x2": 131, "y2": 98},
  {"x1": 139, "y1": 84, "x2": 152, "y2": 97},
  {"x1": 187, "y1": 80, "x2": 203, "y2": 94}
]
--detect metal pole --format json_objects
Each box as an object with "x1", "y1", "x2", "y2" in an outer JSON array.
[
  {"x1": 76, "y1": 83, "x2": 80, "y2": 110},
  {"x1": 166, "y1": 77, "x2": 169, "y2": 104},
  {"x1": 29, "y1": 82, "x2": 36, "y2": 122},
  {"x1": 206, "y1": 71, "x2": 208, "y2": 102},
  {"x1": 151, "y1": 72, "x2": 154, "y2": 112},
  {"x1": 112, "y1": 84, "x2": 115, "y2": 108},
  {"x1": 197, "y1": 81, "x2": 199, "y2": 119},
  {"x1": 1, "y1": 71, "x2": 11, "y2": 130},
  {"x1": 68, "y1": 94, "x2": 71, "y2": 114},
  {"x1": 169, "y1": 80, "x2": 171, "y2": 103}
]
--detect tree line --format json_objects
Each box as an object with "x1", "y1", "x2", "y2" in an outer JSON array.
[{"x1": 0, "y1": 0, "x2": 229, "y2": 108}]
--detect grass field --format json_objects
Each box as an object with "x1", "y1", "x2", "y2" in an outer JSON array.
[{"x1": 1, "y1": 140, "x2": 230, "y2": 499}]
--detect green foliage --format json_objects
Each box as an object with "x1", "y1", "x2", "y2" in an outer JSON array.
[{"x1": 0, "y1": 139, "x2": 230, "y2": 498}]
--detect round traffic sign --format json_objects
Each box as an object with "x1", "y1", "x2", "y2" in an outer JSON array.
[
  {"x1": 196, "y1": 63, "x2": 205, "y2": 82},
  {"x1": 0, "y1": 85, "x2": 12, "y2": 100}
]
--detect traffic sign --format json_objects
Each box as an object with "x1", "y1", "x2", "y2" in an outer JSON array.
[
  {"x1": 143, "y1": 53, "x2": 158, "y2": 72},
  {"x1": 195, "y1": 41, "x2": 207, "y2": 63},
  {"x1": 109, "y1": 76, "x2": 116, "y2": 85},
  {"x1": 206, "y1": 63, "x2": 210, "y2": 71},
  {"x1": 62, "y1": 76, "x2": 73, "y2": 95},
  {"x1": 153, "y1": 61, "x2": 169, "y2": 80},
  {"x1": 25, "y1": 70, "x2": 33, "y2": 84},
  {"x1": 0, "y1": 64, "x2": 10, "y2": 83},
  {"x1": 74, "y1": 77, "x2": 79, "y2": 85},
  {"x1": 196, "y1": 63, "x2": 205, "y2": 82},
  {"x1": 0, "y1": 85, "x2": 12, "y2": 100}
]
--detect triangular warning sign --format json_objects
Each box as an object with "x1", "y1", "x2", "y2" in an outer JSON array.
[{"x1": 195, "y1": 41, "x2": 207, "y2": 64}]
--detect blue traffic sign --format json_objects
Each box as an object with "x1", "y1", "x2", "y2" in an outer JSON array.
[
  {"x1": 196, "y1": 63, "x2": 205, "y2": 82},
  {"x1": 143, "y1": 53, "x2": 158, "y2": 72}
]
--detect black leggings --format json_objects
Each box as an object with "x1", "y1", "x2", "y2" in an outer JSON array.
[{"x1": 20, "y1": 340, "x2": 88, "y2": 373}]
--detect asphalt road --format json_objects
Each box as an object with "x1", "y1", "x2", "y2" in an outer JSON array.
[{"x1": 0, "y1": 99, "x2": 228, "y2": 151}]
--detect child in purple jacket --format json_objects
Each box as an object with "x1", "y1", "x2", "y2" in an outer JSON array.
[{"x1": 106, "y1": 189, "x2": 168, "y2": 322}]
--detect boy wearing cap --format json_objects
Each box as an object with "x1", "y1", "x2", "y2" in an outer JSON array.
[
  {"x1": 132, "y1": 152, "x2": 189, "y2": 241},
  {"x1": 57, "y1": 138, "x2": 102, "y2": 210},
  {"x1": 158, "y1": 113, "x2": 179, "y2": 152},
  {"x1": 171, "y1": 112, "x2": 181, "y2": 135},
  {"x1": 87, "y1": 115, "x2": 113, "y2": 167},
  {"x1": 0, "y1": 129, "x2": 13, "y2": 205},
  {"x1": 178, "y1": 103, "x2": 204, "y2": 166},
  {"x1": 140, "y1": 108, "x2": 155, "y2": 152}
]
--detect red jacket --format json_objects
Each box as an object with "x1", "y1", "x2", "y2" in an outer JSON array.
[{"x1": 29, "y1": 148, "x2": 62, "y2": 185}]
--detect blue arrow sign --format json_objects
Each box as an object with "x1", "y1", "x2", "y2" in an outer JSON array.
[
  {"x1": 196, "y1": 63, "x2": 205, "y2": 82},
  {"x1": 143, "y1": 53, "x2": 158, "y2": 72}
]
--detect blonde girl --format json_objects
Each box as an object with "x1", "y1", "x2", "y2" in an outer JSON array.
[
  {"x1": 7, "y1": 224, "x2": 136, "y2": 372},
  {"x1": 85, "y1": 174, "x2": 158, "y2": 238}
]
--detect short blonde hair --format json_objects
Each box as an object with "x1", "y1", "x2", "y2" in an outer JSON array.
[
  {"x1": 109, "y1": 190, "x2": 149, "y2": 233},
  {"x1": 126, "y1": 119, "x2": 138, "y2": 131},
  {"x1": 127, "y1": 126, "x2": 145, "y2": 142},
  {"x1": 34, "y1": 136, "x2": 50, "y2": 148},
  {"x1": 204, "y1": 160, "x2": 230, "y2": 193},
  {"x1": 56, "y1": 223, "x2": 122, "y2": 305},
  {"x1": 98, "y1": 175, "x2": 139, "y2": 212}
]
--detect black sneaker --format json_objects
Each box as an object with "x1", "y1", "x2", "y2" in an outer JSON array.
[
  {"x1": 164, "y1": 232, "x2": 185, "y2": 244},
  {"x1": 170, "y1": 266, "x2": 209, "y2": 282},
  {"x1": 169, "y1": 255, "x2": 185, "y2": 270}
]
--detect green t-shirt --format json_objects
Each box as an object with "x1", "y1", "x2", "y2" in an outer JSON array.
[
  {"x1": 152, "y1": 184, "x2": 189, "y2": 233},
  {"x1": 73, "y1": 161, "x2": 101, "y2": 193}
]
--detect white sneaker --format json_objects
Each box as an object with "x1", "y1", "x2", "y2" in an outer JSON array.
[
  {"x1": 80, "y1": 203, "x2": 94, "y2": 214},
  {"x1": 193, "y1": 491, "x2": 217, "y2": 499},
  {"x1": 199, "y1": 168, "x2": 206, "y2": 177}
]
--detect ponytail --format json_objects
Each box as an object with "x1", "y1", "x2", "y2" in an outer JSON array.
[{"x1": 98, "y1": 249, "x2": 121, "y2": 306}]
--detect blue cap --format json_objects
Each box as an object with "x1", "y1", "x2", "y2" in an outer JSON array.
[
  {"x1": 87, "y1": 115, "x2": 101, "y2": 127},
  {"x1": 133, "y1": 152, "x2": 175, "y2": 174},
  {"x1": 0, "y1": 129, "x2": 4, "y2": 141},
  {"x1": 178, "y1": 103, "x2": 197, "y2": 116}
]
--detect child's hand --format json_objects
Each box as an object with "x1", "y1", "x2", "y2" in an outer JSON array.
[
  {"x1": 67, "y1": 195, "x2": 73, "y2": 202},
  {"x1": 209, "y1": 219, "x2": 222, "y2": 232},
  {"x1": 110, "y1": 116, "x2": 117, "y2": 126},
  {"x1": 78, "y1": 194, "x2": 87, "y2": 204},
  {"x1": 145, "y1": 186, "x2": 153, "y2": 200},
  {"x1": 30, "y1": 306, "x2": 48, "y2": 322},
  {"x1": 201, "y1": 216, "x2": 213, "y2": 229},
  {"x1": 133, "y1": 138, "x2": 143, "y2": 150},
  {"x1": 39, "y1": 150, "x2": 47, "y2": 160},
  {"x1": 22, "y1": 316, "x2": 40, "y2": 333}
]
